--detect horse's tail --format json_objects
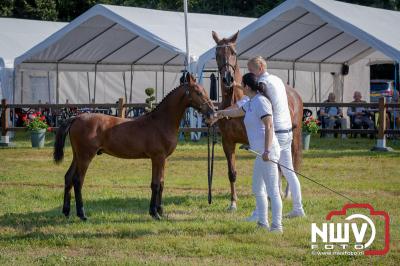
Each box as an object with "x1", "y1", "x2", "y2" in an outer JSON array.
[{"x1": 53, "y1": 117, "x2": 76, "y2": 164}]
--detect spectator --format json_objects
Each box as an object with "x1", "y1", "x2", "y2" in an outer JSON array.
[
  {"x1": 320, "y1": 93, "x2": 347, "y2": 138},
  {"x1": 347, "y1": 91, "x2": 374, "y2": 137}
]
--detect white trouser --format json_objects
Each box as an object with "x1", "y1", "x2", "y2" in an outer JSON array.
[
  {"x1": 276, "y1": 131, "x2": 303, "y2": 212},
  {"x1": 251, "y1": 132, "x2": 303, "y2": 218},
  {"x1": 252, "y1": 156, "x2": 282, "y2": 229}
]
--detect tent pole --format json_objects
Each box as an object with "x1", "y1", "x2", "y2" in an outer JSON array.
[
  {"x1": 86, "y1": 72, "x2": 91, "y2": 102},
  {"x1": 318, "y1": 63, "x2": 322, "y2": 102},
  {"x1": 56, "y1": 64, "x2": 59, "y2": 104},
  {"x1": 341, "y1": 74, "x2": 344, "y2": 102},
  {"x1": 155, "y1": 71, "x2": 158, "y2": 101},
  {"x1": 162, "y1": 65, "x2": 165, "y2": 98},
  {"x1": 287, "y1": 69, "x2": 290, "y2": 85},
  {"x1": 129, "y1": 65, "x2": 133, "y2": 103},
  {"x1": 394, "y1": 62, "x2": 398, "y2": 131},
  {"x1": 217, "y1": 70, "x2": 220, "y2": 102},
  {"x1": 93, "y1": 64, "x2": 97, "y2": 103},
  {"x1": 20, "y1": 71, "x2": 24, "y2": 104},
  {"x1": 47, "y1": 71, "x2": 51, "y2": 103},
  {"x1": 292, "y1": 62, "x2": 296, "y2": 88},
  {"x1": 11, "y1": 69, "x2": 16, "y2": 127},
  {"x1": 184, "y1": 0, "x2": 190, "y2": 72},
  {"x1": 122, "y1": 72, "x2": 127, "y2": 102},
  {"x1": 313, "y1": 72, "x2": 317, "y2": 114},
  {"x1": 12, "y1": 69, "x2": 16, "y2": 104}
]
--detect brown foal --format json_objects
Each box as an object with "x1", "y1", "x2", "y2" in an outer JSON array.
[{"x1": 53, "y1": 73, "x2": 215, "y2": 220}]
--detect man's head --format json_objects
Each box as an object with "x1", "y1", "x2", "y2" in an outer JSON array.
[
  {"x1": 247, "y1": 56, "x2": 267, "y2": 78},
  {"x1": 353, "y1": 91, "x2": 362, "y2": 101},
  {"x1": 328, "y1": 93, "x2": 336, "y2": 102}
]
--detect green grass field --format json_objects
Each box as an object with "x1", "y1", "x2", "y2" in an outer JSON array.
[{"x1": 0, "y1": 132, "x2": 399, "y2": 265}]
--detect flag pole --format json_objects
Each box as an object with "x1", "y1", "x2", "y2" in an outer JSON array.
[{"x1": 184, "y1": 0, "x2": 190, "y2": 73}]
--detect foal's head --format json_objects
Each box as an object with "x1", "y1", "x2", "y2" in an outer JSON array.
[
  {"x1": 182, "y1": 73, "x2": 215, "y2": 123},
  {"x1": 212, "y1": 30, "x2": 239, "y2": 88}
]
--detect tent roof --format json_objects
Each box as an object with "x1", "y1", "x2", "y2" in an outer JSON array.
[
  {"x1": 197, "y1": 0, "x2": 400, "y2": 73},
  {"x1": 15, "y1": 4, "x2": 254, "y2": 72},
  {"x1": 0, "y1": 18, "x2": 65, "y2": 68}
]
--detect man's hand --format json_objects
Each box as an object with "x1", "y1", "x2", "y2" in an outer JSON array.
[{"x1": 262, "y1": 151, "x2": 270, "y2": 161}]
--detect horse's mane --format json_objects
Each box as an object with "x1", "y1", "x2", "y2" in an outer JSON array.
[{"x1": 145, "y1": 84, "x2": 183, "y2": 116}]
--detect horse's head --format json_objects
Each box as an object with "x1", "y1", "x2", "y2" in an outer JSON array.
[
  {"x1": 182, "y1": 73, "x2": 215, "y2": 124},
  {"x1": 212, "y1": 30, "x2": 239, "y2": 89}
]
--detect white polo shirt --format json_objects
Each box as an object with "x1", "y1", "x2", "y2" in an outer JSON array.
[
  {"x1": 242, "y1": 93, "x2": 280, "y2": 161},
  {"x1": 237, "y1": 72, "x2": 292, "y2": 131}
]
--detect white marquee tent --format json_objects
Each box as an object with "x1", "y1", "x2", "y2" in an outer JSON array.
[
  {"x1": 9, "y1": 0, "x2": 400, "y2": 107},
  {"x1": 14, "y1": 4, "x2": 254, "y2": 104},
  {"x1": 197, "y1": 0, "x2": 400, "y2": 103},
  {"x1": 0, "y1": 18, "x2": 65, "y2": 102}
]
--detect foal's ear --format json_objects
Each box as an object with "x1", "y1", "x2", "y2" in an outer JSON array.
[
  {"x1": 212, "y1": 31, "x2": 220, "y2": 44},
  {"x1": 187, "y1": 73, "x2": 196, "y2": 85}
]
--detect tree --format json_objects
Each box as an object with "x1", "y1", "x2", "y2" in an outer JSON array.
[
  {"x1": 10, "y1": 0, "x2": 58, "y2": 21},
  {"x1": 1, "y1": 0, "x2": 399, "y2": 21},
  {"x1": 0, "y1": 0, "x2": 13, "y2": 17}
]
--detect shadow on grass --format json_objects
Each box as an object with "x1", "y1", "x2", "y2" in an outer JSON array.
[
  {"x1": 0, "y1": 194, "x2": 228, "y2": 235},
  {"x1": 303, "y1": 150, "x2": 400, "y2": 159}
]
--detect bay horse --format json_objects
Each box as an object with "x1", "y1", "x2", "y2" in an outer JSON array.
[
  {"x1": 211, "y1": 31, "x2": 303, "y2": 210},
  {"x1": 53, "y1": 73, "x2": 215, "y2": 220}
]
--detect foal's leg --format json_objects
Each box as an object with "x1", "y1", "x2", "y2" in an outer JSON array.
[
  {"x1": 73, "y1": 158, "x2": 92, "y2": 221},
  {"x1": 222, "y1": 140, "x2": 238, "y2": 211},
  {"x1": 62, "y1": 159, "x2": 76, "y2": 218},
  {"x1": 156, "y1": 181, "x2": 165, "y2": 216},
  {"x1": 149, "y1": 156, "x2": 166, "y2": 220}
]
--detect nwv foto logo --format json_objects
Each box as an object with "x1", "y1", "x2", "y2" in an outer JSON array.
[{"x1": 311, "y1": 204, "x2": 390, "y2": 256}]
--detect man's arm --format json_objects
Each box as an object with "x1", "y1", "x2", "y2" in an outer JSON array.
[{"x1": 262, "y1": 115, "x2": 273, "y2": 161}]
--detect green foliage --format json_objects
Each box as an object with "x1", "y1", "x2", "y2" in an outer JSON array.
[
  {"x1": 0, "y1": 0, "x2": 13, "y2": 17},
  {"x1": 145, "y1": 87, "x2": 156, "y2": 112},
  {"x1": 12, "y1": 0, "x2": 58, "y2": 21},
  {"x1": 302, "y1": 116, "x2": 320, "y2": 134},
  {"x1": 145, "y1": 87, "x2": 155, "y2": 96},
  {"x1": 23, "y1": 112, "x2": 49, "y2": 131},
  {"x1": 1, "y1": 0, "x2": 399, "y2": 22}
]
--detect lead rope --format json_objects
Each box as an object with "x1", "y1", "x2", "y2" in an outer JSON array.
[
  {"x1": 239, "y1": 145, "x2": 357, "y2": 204},
  {"x1": 207, "y1": 124, "x2": 217, "y2": 204}
]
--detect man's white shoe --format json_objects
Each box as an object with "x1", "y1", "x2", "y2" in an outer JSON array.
[{"x1": 284, "y1": 209, "x2": 305, "y2": 219}]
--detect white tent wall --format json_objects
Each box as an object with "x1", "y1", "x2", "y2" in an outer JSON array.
[
  {"x1": 0, "y1": 65, "x2": 14, "y2": 103},
  {"x1": 14, "y1": 69, "x2": 197, "y2": 104},
  {"x1": 14, "y1": 70, "x2": 55, "y2": 104}
]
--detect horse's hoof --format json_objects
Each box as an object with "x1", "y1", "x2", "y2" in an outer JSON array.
[
  {"x1": 149, "y1": 208, "x2": 162, "y2": 220},
  {"x1": 150, "y1": 213, "x2": 162, "y2": 221},
  {"x1": 77, "y1": 208, "x2": 87, "y2": 221},
  {"x1": 62, "y1": 208, "x2": 70, "y2": 217},
  {"x1": 78, "y1": 215, "x2": 88, "y2": 221},
  {"x1": 227, "y1": 203, "x2": 237, "y2": 211},
  {"x1": 157, "y1": 206, "x2": 164, "y2": 217}
]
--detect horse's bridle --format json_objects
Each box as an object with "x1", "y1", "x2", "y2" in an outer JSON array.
[
  {"x1": 184, "y1": 84, "x2": 214, "y2": 113},
  {"x1": 216, "y1": 44, "x2": 238, "y2": 79}
]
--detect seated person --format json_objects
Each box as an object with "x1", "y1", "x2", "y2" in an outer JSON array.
[
  {"x1": 320, "y1": 93, "x2": 347, "y2": 138},
  {"x1": 347, "y1": 91, "x2": 374, "y2": 137}
]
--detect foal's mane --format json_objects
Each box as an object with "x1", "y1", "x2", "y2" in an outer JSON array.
[{"x1": 145, "y1": 84, "x2": 184, "y2": 116}]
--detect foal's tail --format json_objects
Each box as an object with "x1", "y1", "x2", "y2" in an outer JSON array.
[{"x1": 53, "y1": 117, "x2": 76, "y2": 164}]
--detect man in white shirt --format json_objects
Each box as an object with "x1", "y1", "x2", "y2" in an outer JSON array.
[{"x1": 237, "y1": 56, "x2": 305, "y2": 219}]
